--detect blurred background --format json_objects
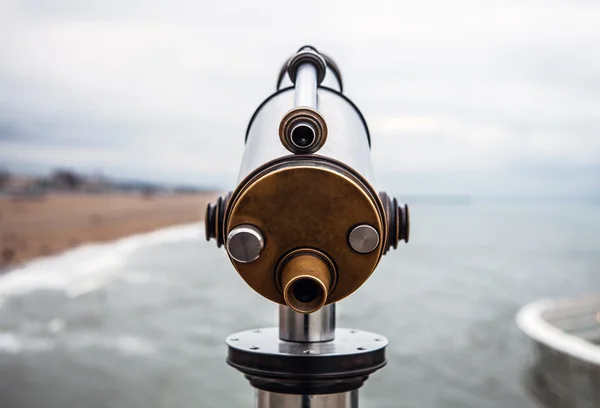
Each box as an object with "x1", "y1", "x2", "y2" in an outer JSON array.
[{"x1": 0, "y1": 0, "x2": 599, "y2": 407}]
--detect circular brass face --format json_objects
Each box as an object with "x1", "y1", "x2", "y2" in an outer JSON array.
[{"x1": 225, "y1": 158, "x2": 385, "y2": 305}]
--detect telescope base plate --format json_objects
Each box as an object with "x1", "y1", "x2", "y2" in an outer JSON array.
[{"x1": 226, "y1": 327, "x2": 387, "y2": 395}]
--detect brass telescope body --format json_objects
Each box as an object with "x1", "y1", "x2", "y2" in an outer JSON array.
[{"x1": 206, "y1": 47, "x2": 409, "y2": 313}]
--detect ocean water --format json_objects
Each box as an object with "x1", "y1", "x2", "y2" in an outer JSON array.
[{"x1": 0, "y1": 203, "x2": 598, "y2": 408}]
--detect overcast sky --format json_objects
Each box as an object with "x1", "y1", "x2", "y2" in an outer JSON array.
[{"x1": 0, "y1": 0, "x2": 598, "y2": 195}]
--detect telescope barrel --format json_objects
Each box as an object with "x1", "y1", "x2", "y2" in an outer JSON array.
[
  {"x1": 217, "y1": 46, "x2": 403, "y2": 406},
  {"x1": 294, "y1": 63, "x2": 318, "y2": 109},
  {"x1": 206, "y1": 46, "x2": 409, "y2": 313}
]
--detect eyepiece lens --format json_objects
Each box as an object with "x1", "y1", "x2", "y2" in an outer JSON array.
[
  {"x1": 290, "y1": 124, "x2": 316, "y2": 149},
  {"x1": 292, "y1": 278, "x2": 320, "y2": 303}
]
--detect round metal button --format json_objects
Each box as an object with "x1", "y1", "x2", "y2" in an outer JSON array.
[
  {"x1": 226, "y1": 225, "x2": 264, "y2": 263},
  {"x1": 348, "y1": 225, "x2": 380, "y2": 254}
]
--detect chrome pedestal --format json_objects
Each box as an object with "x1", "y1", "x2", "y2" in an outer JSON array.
[
  {"x1": 226, "y1": 305, "x2": 387, "y2": 408},
  {"x1": 255, "y1": 389, "x2": 358, "y2": 408}
]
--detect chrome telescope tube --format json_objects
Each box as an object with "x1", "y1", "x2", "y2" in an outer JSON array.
[
  {"x1": 256, "y1": 389, "x2": 359, "y2": 408},
  {"x1": 238, "y1": 86, "x2": 374, "y2": 180},
  {"x1": 288, "y1": 55, "x2": 320, "y2": 154},
  {"x1": 294, "y1": 62, "x2": 318, "y2": 109}
]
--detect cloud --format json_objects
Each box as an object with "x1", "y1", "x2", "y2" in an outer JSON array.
[{"x1": 0, "y1": 0, "x2": 599, "y2": 193}]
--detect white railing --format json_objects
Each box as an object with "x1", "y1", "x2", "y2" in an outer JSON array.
[{"x1": 516, "y1": 296, "x2": 600, "y2": 408}]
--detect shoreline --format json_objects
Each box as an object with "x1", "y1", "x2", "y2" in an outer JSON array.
[
  {"x1": 0, "y1": 222, "x2": 208, "y2": 299},
  {"x1": 0, "y1": 192, "x2": 217, "y2": 270}
]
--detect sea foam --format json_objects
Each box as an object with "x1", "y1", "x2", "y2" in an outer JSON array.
[
  {"x1": 0, "y1": 332, "x2": 157, "y2": 356},
  {"x1": 0, "y1": 222, "x2": 203, "y2": 303}
]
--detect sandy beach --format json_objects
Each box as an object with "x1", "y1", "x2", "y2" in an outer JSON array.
[{"x1": 0, "y1": 192, "x2": 216, "y2": 269}]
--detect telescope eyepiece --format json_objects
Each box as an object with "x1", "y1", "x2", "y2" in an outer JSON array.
[
  {"x1": 290, "y1": 123, "x2": 316, "y2": 149},
  {"x1": 279, "y1": 252, "x2": 333, "y2": 314},
  {"x1": 285, "y1": 276, "x2": 326, "y2": 313},
  {"x1": 287, "y1": 47, "x2": 327, "y2": 85},
  {"x1": 292, "y1": 278, "x2": 321, "y2": 303},
  {"x1": 279, "y1": 108, "x2": 327, "y2": 154}
]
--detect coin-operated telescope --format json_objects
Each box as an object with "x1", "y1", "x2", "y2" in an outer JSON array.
[{"x1": 206, "y1": 46, "x2": 409, "y2": 408}]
